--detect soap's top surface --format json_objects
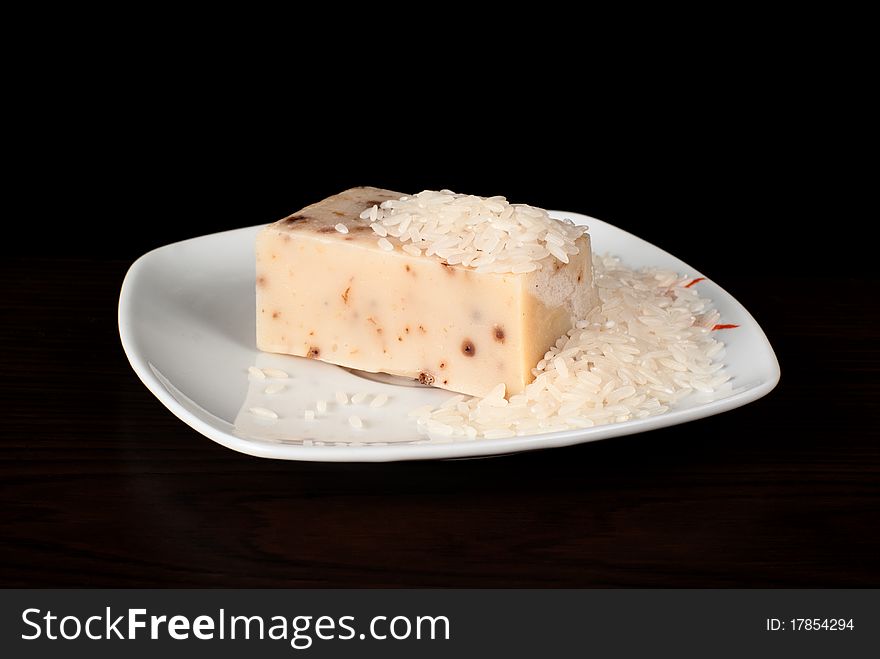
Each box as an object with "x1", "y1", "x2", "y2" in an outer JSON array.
[
  {"x1": 274, "y1": 186, "x2": 403, "y2": 242},
  {"x1": 270, "y1": 186, "x2": 589, "y2": 277},
  {"x1": 363, "y1": 189, "x2": 587, "y2": 274}
]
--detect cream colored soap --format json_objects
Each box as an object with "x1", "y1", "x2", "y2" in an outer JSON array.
[{"x1": 255, "y1": 187, "x2": 598, "y2": 397}]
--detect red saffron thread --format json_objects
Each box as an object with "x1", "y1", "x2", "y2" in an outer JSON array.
[
  {"x1": 684, "y1": 277, "x2": 706, "y2": 288},
  {"x1": 712, "y1": 324, "x2": 740, "y2": 330}
]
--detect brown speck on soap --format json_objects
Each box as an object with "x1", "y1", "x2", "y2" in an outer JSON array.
[
  {"x1": 461, "y1": 340, "x2": 476, "y2": 357},
  {"x1": 577, "y1": 273, "x2": 582, "y2": 282},
  {"x1": 494, "y1": 325, "x2": 505, "y2": 343},
  {"x1": 398, "y1": 336, "x2": 403, "y2": 342},
  {"x1": 440, "y1": 262, "x2": 455, "y2": 274},
  {"x1": 418, "y1": 325, "x2": 426, "y2": 333},
  {"x1": 405, "y1": 264, "x2": 411, "y2": 273},
  {"x1": 309, "y1": 330, "x2": 315, "y2": 336},
  {"x1": 272, "y1": 311, "x2": 281, "y2": 319},
  {"x1": 439, "y1": 361, "x2": 446, "y2": 369},
  {"x1": 418, "y1": 371, "x2": 435, "y2": 386},
  {"x1": 405, "y1": 326, "x2": 410, "y2": 334},
  {"x1": 443, "y1": 379, "x2": 448, "y2": 385},
  {"x1": 307, "y1": 346, "x2": 320, "y2": 358},
  {"x1": 317, "y1": 227, "x2": 336, "y2": 234},
  {"x1": 257, "y1": 276, "x2": 267, "y2": 287},
  {"x1": 342, "y1": 286, "x2": 351, "y2": 303}
]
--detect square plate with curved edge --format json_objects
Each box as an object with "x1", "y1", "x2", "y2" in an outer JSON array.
[{"x1": 118, "y1": 211, "x2": 779, "y2": 461}]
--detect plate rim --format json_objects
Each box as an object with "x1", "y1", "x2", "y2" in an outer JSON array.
[{"x1": 118, "y1": 213, "x2": 780, "y2": 462}]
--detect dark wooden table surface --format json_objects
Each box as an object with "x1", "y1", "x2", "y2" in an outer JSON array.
[{"x1": 1, "y1": 258, "x2": 878, "y2": 587}]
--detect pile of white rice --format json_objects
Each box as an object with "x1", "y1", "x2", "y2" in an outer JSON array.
[
  {"x1": 413, "y1": 254, "x2": 732, "y2": 441},
  {"x1": 360, "y1": 189, "x2": 586, "y2": 274}
]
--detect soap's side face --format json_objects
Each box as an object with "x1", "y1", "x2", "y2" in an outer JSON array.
[
  {"x1": 256, "y1": 228, "x2": 528, "y2": 396},
  {"x1": 520, "y1": 234, "x2": 598, "y2": 377},
  {"x1": 255, "y1": 187, "x2": 597, "y2": 397}
]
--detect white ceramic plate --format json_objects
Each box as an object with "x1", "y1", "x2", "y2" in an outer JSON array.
[{"x1": 118, "y1": 212, "x2": 779, "y2": 462}]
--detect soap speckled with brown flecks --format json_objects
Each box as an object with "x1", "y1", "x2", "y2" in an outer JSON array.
[{"x1": 254, "y1": 186, "x2": 598, "y2": 397}]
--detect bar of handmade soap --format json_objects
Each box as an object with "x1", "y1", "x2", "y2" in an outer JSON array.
[{"x1": 255, "y1": 187, "x2": 597, "y2": 397}]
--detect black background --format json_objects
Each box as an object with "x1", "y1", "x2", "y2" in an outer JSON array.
[
  {"x1": 2, "y1": 33, "x2": 878, "y2": 588},
  {"x1": 20, "y1": 84, "x2": 845, "y2": 278}
]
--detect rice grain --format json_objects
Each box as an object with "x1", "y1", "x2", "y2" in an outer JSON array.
[{"x1": 249, "y1": 407, "x2": 278, "y2": 420}]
